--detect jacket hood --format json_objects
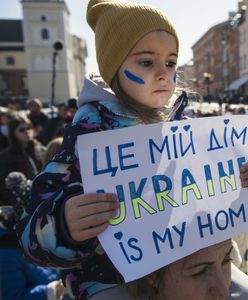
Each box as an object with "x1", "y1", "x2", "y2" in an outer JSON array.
[
  {"x1": 76, "y1": 77, "x2": 189, "y2": 121},
  {"x1": 77, "y1": 77, "x2": 118, "y2": 108}
]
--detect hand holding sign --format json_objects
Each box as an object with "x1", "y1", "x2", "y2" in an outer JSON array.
[
  {"x1": 78, "y1": 115, "x2": 248, "y2": 282},
  {"x1": 240, "y1": 162, "x2": 248, "y2": 187},
  {"x1": 64, "y1": 193, "x2": 119, "y2": 241}
]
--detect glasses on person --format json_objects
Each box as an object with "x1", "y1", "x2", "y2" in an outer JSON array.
[{"x1": 17, "y1": 126, "x2": 32, "y2": 133}]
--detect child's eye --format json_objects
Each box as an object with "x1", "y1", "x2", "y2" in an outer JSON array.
[
  {"x1": 165, "y1": 61, "x2": 177, "y2": 68},
  {"x1": 192, "y1": 266, "x2": 209, "y2": 277},
  {"x1": 138, "y1": 60, "x2": 153, "y2": 67},
  {"x1": 222, "y1": 256, "x2": 232, "y2": 265}
]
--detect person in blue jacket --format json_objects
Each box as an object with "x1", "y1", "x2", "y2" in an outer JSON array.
[
  {"x1": 0, "y1": 222, "x2": 64, "y2": 300},
  {"x1": 0, "y1": 172, "x2": 68, "y2": 300}
]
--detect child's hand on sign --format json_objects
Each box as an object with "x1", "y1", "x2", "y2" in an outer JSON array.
[
  {"x1": 240, "y1": 162, "x2": 248, "y2": 187},
  {"x1": 64, "y1": 193, "x2": 119, "y2": 242}
]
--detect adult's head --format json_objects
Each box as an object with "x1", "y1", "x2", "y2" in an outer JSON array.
[
  {"x1": 42, "y1": 136, "x2": 63, "y2": 167},
  {"x1": 67, "y1": 98, "x2": 77, "y2": 118},
  {"x1": 8, "y1": 113, "x2": 33, "y2": 147},
  {"x1": 233, "y1": 106, "x2": 246, "y2": 115},
  {"x1": 0, "y1": 107, "x2": 13, "y2": 136},
  {"x1": 127, "y1": 239, "x2": 232, "y2": 300},
  {"x1": 0, "y1": 107, "x2": 9, "y2": 125},
  {"x1": 27, "y1": 97, "x2": 42, "y2": 114},
  {"x1": 57, "y1": 103, "x2": 68, "y2": 120}
]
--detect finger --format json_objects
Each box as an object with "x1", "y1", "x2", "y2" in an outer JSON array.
[
  {"x1": 240, "y1": 173, "x2": 248, "y2": 181},
  {"x1": 241, "y1": 178, "x2": 248, "y2": 187},
  {"x1": 71, "y1": 193, "x2": 118, "y2": 206},
  {"x1": 72, "y1": 210, "x2": 117, "y2": 231},
  {"x1": 240, "y1": 163, "x2": 248, "y2": 173},
  {"x1": 72, "y1": 222, "x2": 110, "y2": 241},
  {"x1": 68, "y1": 201, "x2": 119, "y2": 219},
  {"x1": 241, "y1": 179, "x2": 248, "y2": 188}
]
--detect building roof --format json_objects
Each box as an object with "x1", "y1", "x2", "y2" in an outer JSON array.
[
  {"x1": 21, "y1": 0, "x2": 70, "y2": 15},
  {"x1": 192, "y1": 21, "x2": 229, "y2": 49},
  {"x1": 0, "y1": 20, "x2": 23, "y2": 42}
]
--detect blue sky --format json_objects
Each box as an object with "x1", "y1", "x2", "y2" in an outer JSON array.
[{"x1": 1, "y1": 0, "x2": 239, "y2": 74}]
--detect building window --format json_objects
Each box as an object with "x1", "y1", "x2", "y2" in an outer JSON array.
[
  {"x1": 6, "y1": 56, "x2": 15, "y2": 65},
  {"x1": 41, "y1": 15, "x2": 47, "y2": 21},
  {"x1": 41, "y1": 28, "x2": 49, "y2": 40}
]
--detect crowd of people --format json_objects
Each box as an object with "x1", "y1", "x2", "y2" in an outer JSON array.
[
  {"x1": 1, "y1": 0, "x2": 248, "y2": 299},
  {"x1": 0, "y1": 100, "x2": 72, "y2": 299}
]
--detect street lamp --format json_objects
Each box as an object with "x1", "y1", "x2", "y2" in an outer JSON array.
[
  {"x1": 203, "y1": 54, "x2": 212, "y2": 103},
  {"x1": 203, "y1": 71, "x2": 212, "y2": 103},
  {"x1": 51, "y1": 40, "x2": 63, "y2": 118}
]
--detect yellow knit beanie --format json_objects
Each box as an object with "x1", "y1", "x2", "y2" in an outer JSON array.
[{"x1": 87, "y1": 0, "x2": 179, "y2": 86}]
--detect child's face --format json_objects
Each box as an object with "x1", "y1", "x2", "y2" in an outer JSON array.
[{"x1": 118, "y1": 30, "x2": 178, "y2": 109}]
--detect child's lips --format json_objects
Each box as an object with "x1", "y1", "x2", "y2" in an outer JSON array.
[{"x1": 153, "y1": 89, "x2": 170, "y2": 93}]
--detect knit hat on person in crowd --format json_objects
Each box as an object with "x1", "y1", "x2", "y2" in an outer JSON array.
[{"x1": 87, "y1": 0, "x2": 179, "y2": 86}]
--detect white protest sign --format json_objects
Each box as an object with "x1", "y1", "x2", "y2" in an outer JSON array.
[{"x1": 78, "y1": 115, "x2": 248, "y2": 282}]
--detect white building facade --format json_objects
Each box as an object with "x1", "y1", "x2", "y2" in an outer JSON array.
[
  {"x1": 21, "y1": 0, "x2": 87, "y2": 104},
  {"x1": 0, "y1": 0, "x2": 87, "y2": 105}
]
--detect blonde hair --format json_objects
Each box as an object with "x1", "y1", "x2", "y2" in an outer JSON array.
[
  {"x1": 27, "y1": 97, "x2": 42, "y2": 109},
  {"x1": 126, "y1": 267, "x2": 165, "y2": 299},
  {"x1": 42, "y1": 137, "x2": 63, "y2": 167}
]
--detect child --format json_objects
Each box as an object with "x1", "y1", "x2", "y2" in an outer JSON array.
[{"x1": 16, "y1": 1, "x2": 248, "y2": 299}]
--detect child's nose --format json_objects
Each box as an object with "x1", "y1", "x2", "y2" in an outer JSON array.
[
  {"x1": 155, "y1": 64, "x2": 171, "y2": 81},
  {"x1": 209, "y1": 271, "x2": 230, "y2": 299}
]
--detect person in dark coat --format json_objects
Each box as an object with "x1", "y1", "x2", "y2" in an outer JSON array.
[
  {"x1": 0, "y1": 113, "x2": 45, "y2": 206},
  {"x1": 43, "y1": 103, "x2": 68, "y2": 145},
  {"x1": 0, "y1": 107, "x2": 13, "y2": 151},
  {"x1": 0, "y1": 172, "x2": 69, "y2": 300},
  {"x1": 27, "y1": 98, "x2": 48, "y2": 143}
]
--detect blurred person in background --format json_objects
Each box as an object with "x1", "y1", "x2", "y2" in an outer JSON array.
[
  {"x1": 65, "y1": 98, "x2": 78, "y2": 123},
  {"x1": 43, "y1": 103, "x2": 68, "y2": 145},
  {"x1": 42, "y1": 137, "x2": 63, "y2": 168},
  {"x1": 233, "y1": 105, "x2": 246, "y2": 115},
  {"x1": 27, "y1": 98, "x2": 48, "y2": 143},
  {"x1": 0, "y1": 171, "x2": 69, "y2": 300},
  {"x1": 0, "y1": 107, "x2": 13, "y2": 151},
  {"x1": 0, "y1": 113, "x2": 45, "y2": 206}
]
